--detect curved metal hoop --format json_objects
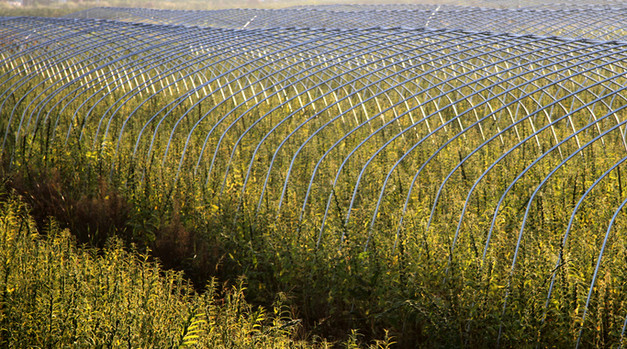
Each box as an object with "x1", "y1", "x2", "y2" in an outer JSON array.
[{"x1": 1, "y1": 10, "x2": 626, "y2": 346}]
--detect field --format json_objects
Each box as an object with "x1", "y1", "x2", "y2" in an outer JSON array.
[{"x1": 1, "y1": 1, "x2": 627, "y2": 347}]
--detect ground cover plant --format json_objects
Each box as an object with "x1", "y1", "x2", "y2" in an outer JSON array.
[
  {"x1": 0, "y1": 191, "x2": 318, "y2": 347},
  {"x1": 1, "y1": 1, "x2": 627, "y2": 346},
  {"x1": 0, "y1": 191, "x2": 398, "y2": 347}
]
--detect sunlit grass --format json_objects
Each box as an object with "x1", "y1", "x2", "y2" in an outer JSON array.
[{"x1": 0, "y1": 192, "x2": 382, "y2": 347}]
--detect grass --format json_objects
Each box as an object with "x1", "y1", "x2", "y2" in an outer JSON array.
[
  {"x1": 0, "y1": 190, "x2": 399, "y2": 347},
  {"x1": 1, "y1": 5, "x2": 627, "y2": 347}
]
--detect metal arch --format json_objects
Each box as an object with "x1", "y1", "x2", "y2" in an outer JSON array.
[
  {"x1": 101, "y1": 25, "x2": 269, "y2": 130},
  {"x1": 0, "y1": 19, "x2": 86, "y2": 104},
  {"x1": 204, "y1": 28, "x2": 418, "y2": 172},
  {"x1": 268, "y1": 32, "x2": 620, "y2": 247},
  {"x1": 167, "y1": 27, "x2": 374, "y2": 186},
  {"x1": 109, "y1": 26, "x2": 294, "y2": 163},
  {"x1": 96, "y1": 26, "x2": 245, "y2": 150},
  {"x1": 445, "y1": 53, "x2": 626, "y2": 254},
  {"x1": 2, "y1": 17, "x2": 624, "y2": 220},
  {"x1": 139, "y1": 27, "x2": 342, "y2": 183},
  {"x1": 483, "y1": 81, "x2": 625, "y2": 266},
  {"x1": 541, "y1": 153, "x2": 627, "y2": 338},
  {"x1": 100, "y1": 26, "x2": 251, "y2": 149},
  {"x1": 1, "y1": 18, "x2": 159, "y2": 121},
  {"x1": 67, "y1": 6, "x2": 627, "y2": 41},
  {"x1": 494, "y1": 94, "x2": 627, "y2": 341},
  {"x1": 449, "y1": 77, "x2": 621, "y2": 264},
  {"x1": 176, "y1": 28, "x2": 407, "y2": 190},
  {"x1": 578, "y1": 190, "x2": 627, "y2": 349},
  {"x1": 72, "y1": 30, "x2": 224, "y2": 149},
  {"x1": 146, "y1": 39, "x2": 314, "y2": 170},
  {"x1": 0, "y1": 18, "x2": 130, "y2": 154},
  {"x1": 403, "y1": 42, "x2": 623, "y2": 227},
  {"x1": 621, "y1": 304, "x2": 627, "y2": 348},
  {"x1": 110, "y1": 37, "x2": 233, "y2": 139},
  {"x1": 3, "y1": 36, "x2": 105, "y2": 146},
  {"x1": 39, "y1": 22, "x2": 194, "y2": 151},
  {"x1": 25, "y1": 37, "x2": 139, "y2": 150},
  {"x1": 255, "y1": 29, "x2": 499, "y2": 221},
  {"x1": 66, "y1": 30, "x2": 200, "y2": 142},
  {"x1": 496, "y1": 87, "x2": 627, "y2": 269},
  {"x1": 0, "y1": 18, "x2": 250, "y2": 162},
  {"x1": 1, "y1": 13, "x2": 627, "y2": 346},
  {"x1": 78, "y1": 24, "x2": 231, "y2": 155},
  {"x1": 47, "y1": 28, "x2": 193, "y2": 146},
  {"x1": 250, "y1": 29, "x2": 435, "y2": 214},
  {"x1": 318, "y1": 33, "x2": 554, "y2": 245},
  {"x1": 374, "y1": 41, "x2": 625, "y2": 252},
  {"x1": 0, "y1": 17, "x2": 70, "y2": 69},
  {"x1": 181, "y1": 27, "x2": 332, "y2": 178},
  {"x1": 352, "y1": 36, "x2": 588, "y2": 248},
  {"x1": 222, "y1": 29, "x2": 422, "y2": 203},
  {"x1": 18, "y1": 21, "x2": 177, "y2": 152}
]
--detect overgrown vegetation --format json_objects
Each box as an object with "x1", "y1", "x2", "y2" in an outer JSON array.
[
  {"x1": 1, "y1": 7, "x2": 627, "y2": 347},
  {"x1": 0, "y1": 191, "x2": 399, "y2": 347}
]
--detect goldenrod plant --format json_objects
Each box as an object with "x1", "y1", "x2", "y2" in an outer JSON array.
[{"x1": 1, "y1": 2, "x2": 626, "y2": 346}]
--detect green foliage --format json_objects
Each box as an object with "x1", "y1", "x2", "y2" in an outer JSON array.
[
  {"x1": 1, "y1": 12, "x2": 626, "y2": 347},
  {"x1": 0, "y1": 193, "x2": 318, "y2": 348}
]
